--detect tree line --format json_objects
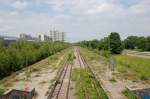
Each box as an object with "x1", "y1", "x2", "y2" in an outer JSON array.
[
  {"x1": 79, "y1": 32, "x2": 150, "y2": 54},
  {"x1": 0, "y1": 41, "x2": 68, "y2": 79},
  {"x1": 124, "y1": 36, "x2": 150, "y2": 51}
]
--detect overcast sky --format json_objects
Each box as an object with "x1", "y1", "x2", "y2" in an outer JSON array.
[{"x1": 0, "y1": 0, "x2": 150, "y2": 42}]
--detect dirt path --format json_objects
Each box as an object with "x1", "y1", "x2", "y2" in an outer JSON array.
[
  {"x1": 123, "y1": 50, "x2": 150, "y2": 59},
  {"x1": 127, "y1": 54, "x2": 150, "y2": 59},
  {"x1": 98, "y1": 65, "x2": 150, "y2": 99},
  {"x1": 99, "y1": 68, "x2": 128, "y2": 99},
  {"x1": 77, "y1": 48, "x2": 150, "y2": 99}
]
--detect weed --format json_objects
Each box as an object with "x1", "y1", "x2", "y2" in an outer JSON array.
[
  {"x1": 72, "y1": 68, "x2": 108, "y2": 99},
  {"x1": 122, "y1": 89, "x2": 137, "y2": 99},
  {"x1": 0, "y1": 87, "x2": 6, "y2": 95},
  {"x1": 115, "y1": 55, "x2": 150, "y2": 80},
  {"x1": 39, "y1": 81, "x2": 47, "y2": 84},
  {"x1": 140, "y1": 75, "x2": 148, "y2": 81},
  {"x1": 109, "y1": 77, "x2": 117, "y2": 83}
]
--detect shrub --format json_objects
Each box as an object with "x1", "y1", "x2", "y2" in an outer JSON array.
[{"x1": 0, "y1": 87, "x2": 6, "y2": 95}]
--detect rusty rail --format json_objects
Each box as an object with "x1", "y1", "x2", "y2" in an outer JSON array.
[
  {"x1": 76, "y1": 48, "x2": 90, "y2": 99},
  {"x1": 55, "y1": 63, "x2": 69, "y2": 99},
  {"x1": 47, "y1": 58, "x2": 72, "y2": 99},
  {"x1": 78, "y1": 49, "x2": 109, "y2": 99},
  {"x1": 47, "y1": 59, "x2": 67, "y2": 99}
]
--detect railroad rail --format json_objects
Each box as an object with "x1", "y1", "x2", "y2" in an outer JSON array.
[
  {"x1": 77, "y1": 48, "x2": 109, "y2": 99},
  {"x1": 47, "y1": 60, "x2": 72, "y2": 99},
  {"x1": 76, "y1": 48, "x2": 90, "y2": 99}
]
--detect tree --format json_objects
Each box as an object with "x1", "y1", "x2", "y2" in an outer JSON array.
[
  {"x1": 0, "y1": 39, "x2": 4, "y2": 47},
  {"x1": 124, "y1": 36, "x2": 138, "y2": 49},
  {"x1": 90, "y1": 40, "x2": 99, "y2": 49},
  {"x1": 0, "y1": 41, "x2": 68, "y2": 79},
  {"x1": 145, "y1": 36, "x2": 150, "y2": 51},
  {"x1": 109, "y1": 32, "x2": 123, "y2": 54},
  {"x1": 136, "y1": 36, "x2": 147, "y2": 51},
  {"x1": 99, "y1": 37, "x2": 109, "y2": 50}
]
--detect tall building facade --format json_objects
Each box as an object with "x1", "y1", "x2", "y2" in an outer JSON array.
[{"x1": 50, "y1": 30, "x2": 65, "y2": 41}]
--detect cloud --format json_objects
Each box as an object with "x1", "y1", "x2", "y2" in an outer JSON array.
[
  {"x1": 12, "y1": 1, "x2": 30, "y2": 9},
  {"x1": 0, "y1": 0, "x2": 150, "y2": 42},
  {"x1": 129, "y1": 0, "x2": 150, "y2": 14}
]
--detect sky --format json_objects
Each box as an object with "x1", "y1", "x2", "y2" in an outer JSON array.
[{"x1": 0, "y1": 0, "x2": 150, "y2": 42}]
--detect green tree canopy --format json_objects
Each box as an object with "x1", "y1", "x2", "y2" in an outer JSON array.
[
  {"x1": 124, "y1": 36, "x2": 138, "y2": 49},
  {"x1": 0, "y1": 41, "x2": 68, "y2": 79},
  {"x1": 109, "y1": 32, "x2": 123, "y2": 54}
]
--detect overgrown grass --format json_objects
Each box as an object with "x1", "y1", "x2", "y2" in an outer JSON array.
[
  {"x1": 0, "y1": 87, "x2": 6, "y2": 95},
  {"x1": 115, "y1": 55, "x2": 150, "y2": 80},
  {"x1": 122, "y1": 89, "x2": 137, "y2": 99},
  {"x1": 72, "y1": 68, "x2": 108, "y2": 99},
  {"x1": 79, "y1": 47, "x2": 150, "y2": 99},
  {"x1": 0, "y1": 47, "x2": 72, "y2": 87},
  {"x1": 80, "y1": 47, "x2": 150, "y2": 81},
  {"x1": 80, "y1": 47, "x2": 107, "y2": 62}
]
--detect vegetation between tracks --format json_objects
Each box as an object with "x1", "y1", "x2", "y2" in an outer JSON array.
[
  {"x1": 72, "y1": 68, "x2": 108, "y2": 99},
  {"x1": 0, "y1": 87, "x2": 6, "y2": 95}
]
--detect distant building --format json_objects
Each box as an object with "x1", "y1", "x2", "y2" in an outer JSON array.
[
  {"x1": 0, "y1": 35, "x2": 18, "y2": 46},
  {"x1": 20, "y1": 33, "x2": 33, "y2": 40},
  {"x1": 38, "y1": 34, "x2": 51, "y2": 41},
  {"x1": 50, "y1": 30, "x2": 65, "y2": 41},
  {"x1": 19, "y1": 33, "x2": 39, "y2": 42}
]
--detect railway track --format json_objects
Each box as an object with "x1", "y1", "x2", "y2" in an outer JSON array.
[
  {"x1": 76, "y1": 48, "x2": 108, "y2": 99},
  {"x1": 76, "y1": 48, "x2": 90, "y2": 99},
  {"x1": 47, "y1": 60, "x2": 72, "y2": 99},
  {"x1": 48, "y1": 48, "x2": 108, "y2": 99}
]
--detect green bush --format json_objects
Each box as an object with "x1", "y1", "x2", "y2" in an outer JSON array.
[
  {"x1": 140, "y1": 75, "x2": 148, "y2": 80},
  {"x1": 100, "y1": 50, "x2": 111, "y2": 58},
  {"x1": 0, "y1": 87, "x2": 6, "y2": 95},
  {"x1": 122, "y1": 89, "x2": 137, "y2": 99},
  {"x1": 0, "y1": 41, "x2": 68, "y2": 79}
]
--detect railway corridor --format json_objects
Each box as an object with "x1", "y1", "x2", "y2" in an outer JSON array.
[
  {"x1": 50, "y1": 62, "x2": 72, "y2": 99},
  {"x1": 57, "y1": 63, "x2": 72, "y2": 99},
  {"x1": 75, "y1": 48, "x2": 108, "y2": 99},
  {"x1": 49, "y1": 48, "x2": 108, "y2": 99},
  {"x1": 76, "y1": 49, "x2": 85, "y2": 68}
]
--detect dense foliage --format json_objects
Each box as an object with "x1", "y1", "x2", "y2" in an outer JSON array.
[
  {"x1": 0, "y1": 41, "x2": 68, "y2": 79},
  {"x1": 80, "y1": 32, "x2": 150, "y2": 54},
  {"x1": 80, "y1": 32, "x2": 123, "y2": 54},
  {"x1": 109, "y1": 32, "x2": 123, "y2": 54},
  {"x1": 124, "y1": 36, "x2": 150, "y2": 51}
]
